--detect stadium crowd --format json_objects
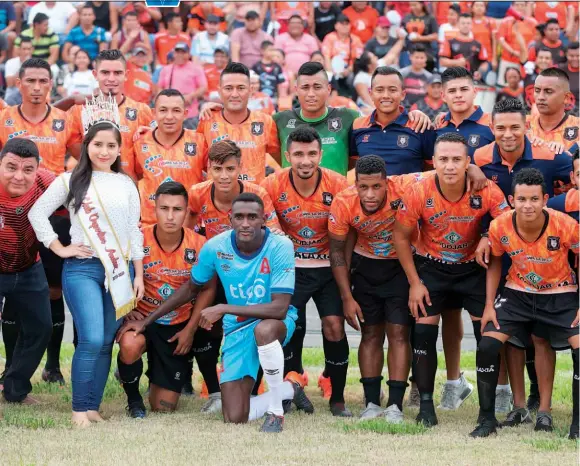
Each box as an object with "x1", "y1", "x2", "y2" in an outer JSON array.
[{"x1": 0, "y1": 0, "x2": 578, "y2": 440}]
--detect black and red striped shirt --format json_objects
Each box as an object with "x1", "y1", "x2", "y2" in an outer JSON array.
[{"x1": 0, "y1": 169, "x2": 55, "y2": 273}]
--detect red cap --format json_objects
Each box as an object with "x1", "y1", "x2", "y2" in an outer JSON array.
[{"x1": 377, "y1": 16, "x2": 391, "y2": 27}]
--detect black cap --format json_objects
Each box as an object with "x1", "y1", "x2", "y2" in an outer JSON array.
[
  {"x1": 245, "y1": 10, "x2": 260, "y2": 20},
  {"x1": 336, "y1": 14, "x2": 350, "y2": 24},
  {"x1": 428, "y1": 74, "x2": 442, "y2": 85},
  {"x1": 174, "y1": 42, "x2": 189, "y2": 51},
  {"x1": 206, "y1": 14, "x2": 220, "y2": 23}
]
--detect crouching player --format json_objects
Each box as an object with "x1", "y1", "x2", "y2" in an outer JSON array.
[{"x1": 118, "y1": 192, "x2": 312, "y2": 432}]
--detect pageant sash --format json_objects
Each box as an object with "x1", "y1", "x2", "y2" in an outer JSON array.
[{"x1": 62, "y1": 174, "x2": 135, "y2": 319}]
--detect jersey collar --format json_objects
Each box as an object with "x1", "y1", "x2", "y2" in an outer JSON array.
[
  {"x1": 369, "y1": 106, "x2": 408, "y2": 128},
  {"x1": 443, "y1": 106, "x2": 483, "y2": 126},
  {"x1": 152, "y1": 128, "x2": 185, "y2": 149},
  {"x1": 18, "y1": 104, "x2": 51, "y2": 125},
  {"x1": 492, "y1": 137, "x2": 534, "y2": 165},
  {"x1": 230, "y1": 227, "x2": 270, "y2": 260}
]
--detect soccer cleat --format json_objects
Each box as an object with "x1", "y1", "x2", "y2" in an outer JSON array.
[
  {"x1": 495, "y1": 387, "x2": 513, "y2": 414},
  {"x1": 201, "y1": 392, "x2": 222, "y2": 414},
  {"x1": 406, "y1": 384, "x2": 420, "y2": 408},
  {"x1": 438, "y1": 373, "x2": 473, "y2": 410},
  {"x1": 330, "y1": 402, "x2": 353, "y2": 417},
  {"x1": 260, "y1": 412, "x2": 284, "y2": 433},
  {"x1": 200, "y1": 380, "x2": 209, "y2": 399},
  {"x1": 534, "y1": 412, "x2": 554, "y2": 432},
  {"x1": 181, "y1": 381, "x2": 196, "y2": 397},
  {"x1": 416, "y1": 406, "x2": 438, "y2": 427},
  {"x1": 126, "y1": 401, "x2": 147, "y2": 419},
  {"x1": 569, "y1": 421, "x2": 579, "y2": 440},
  {"x1": 384, "y1": 405, "x2": 404, "y2": 424},
  {"x1": 470, "y1": 418, "x2": 498, "y2": 438},
  {"x1": 363, "y1": 389, "x2": 386, "y2": 407},
  {"x1": 501, "y1": 407, "x2": 532, "y2": 428},
  {"x1": 359, "y1": 402, "x2": 384, "y2": 420},
  {"x1": 318, "y1": 373, "x2": 332, "y2": 400},
  {"x1": 41, "y1": 368, "x2": 65, "y2": 385},
  {"x1": 285, "y1": 372, "x2": 314, "y2": 414},
  {"x1": 526, "y1": 385, "x2": 540, "y2": 412}
]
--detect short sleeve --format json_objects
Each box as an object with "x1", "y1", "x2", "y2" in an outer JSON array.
[
  {"x1": 261, "y1": 189, "x2": 281, "y2": 231},
  {"x1": 328, "y1": 195, "x2": 351, "y2": 237},
  {"x1": 266, "y1": 117, "x2": 281, "y2": 159},
  {"x1": 188, "y1": 186, "x2": 201, "y2": 214},
  {"x1": 488, "y1": 218, "x2": 505, "y2": 257},
  {"x1": 139, "y1": 105, "x2": 155, "y2": 127},
  {"x1": 270, "y1": 238, "x2": 295, "y2": 295},
  {"x1": 66, "y1": 109, "x2": 83, "y2": 147},
  {"x1": 487, "y1": 183, "x2": 510, "y2": 218},
  {"x1": 563, "y1": 216, "x2": 580, "y2": 254},
  {"x1": 420, "y1": 129, "x2": 437, "y2": 161},
  {"x1": 190, "y1": 240, "x2": 217, "y2": 285},
  {"x1": 396, "y1": 185, "x2": 423, "y2": 228},
  {"x1": 6, "y1": 4, "x2": 15, "y2": 21}
]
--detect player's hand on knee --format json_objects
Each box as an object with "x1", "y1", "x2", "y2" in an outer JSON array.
[
  {"x1": 169, "y1": 326, "x2": 196, "y2": 355},
  {"x1": 409, "y1": 282, "x2": 431, "y2": 319},
  {"x1": 116, "y1": 320, "x2": 146, "y2": 343},
  {"x1": 481, "y1": 305, "x2": 499, "y2": 332},
  {"x1": 343, "y1": 297, "x2": 363, "y2": 331},
  {"x1": 475, "y1": 237, "x2": 490, "y2": 269}
]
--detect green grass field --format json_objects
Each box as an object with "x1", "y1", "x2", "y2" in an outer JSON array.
[{"x1": 0, "y1": 344, "x2": 577, "y2": 465}]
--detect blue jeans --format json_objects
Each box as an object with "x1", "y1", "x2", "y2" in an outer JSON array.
[{"x1": 62, "y1": 258, "x2": 133, "y2": 412}]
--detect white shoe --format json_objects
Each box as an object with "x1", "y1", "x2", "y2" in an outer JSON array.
[
  {"x1": 438, "y1": 373, "x2": 473, "y2": 410},
  {"x1": 495, "y1": 387, "x2": 513, "y2": 414},
  {"x1": 359, "y1": 402, "x2": 384, "y2": 420},
  {"x1": 384, "y1": 405, "x2": 404, "y2": 424},
  {"x1": 201, "y1": 393, "x2": 222, "y2": 414}
]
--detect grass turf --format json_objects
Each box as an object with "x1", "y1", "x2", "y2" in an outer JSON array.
[{"x1": 0, "y1": 344, "x2": 577, "y2": 465}]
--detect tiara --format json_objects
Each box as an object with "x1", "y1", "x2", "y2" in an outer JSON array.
[{"x1": 81, "y1": 91, "x2": 121, "y2": 135}]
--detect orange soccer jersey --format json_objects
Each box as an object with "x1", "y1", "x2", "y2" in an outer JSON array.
[
  {"x1": 134, "y1": 129, "x2": 207, "y2": 225},
  {"x1": 68, "y1": 96, "x2": 155, "y2": 177},
  {"x1": 329, "y1": 173, "x2": 429, "y2": 259},
  {"x1": 188, "y1": 180, "x2": 280, "y2": 239},
  {"x1": 261, "y1": 167, "x2": 348, "y2": 267},
  {"x1": 489, "y1": 209, "x2": 579, "y2": 293},
  {"x1": 0, "y1": 105, "x2": 77, "y2": 175},
  {"x1": 138, "y1": 225, "x2": 206, "y2": 325},
  {"x1": 397, "y1": 176, "x2": 510, "y2": 263},
  {"x1": 196, "y1": 110, "x2": 279, "y2": 184},
  {"x1": 527, "y1": 113, "x2": 580, "y2": 151}
]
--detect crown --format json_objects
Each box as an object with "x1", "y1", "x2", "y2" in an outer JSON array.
[{"x1": 81, "y1": 91, "x2": 121, "y2": 135}]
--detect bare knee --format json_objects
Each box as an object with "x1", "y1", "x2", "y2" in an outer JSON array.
[
  {"x1": 387, "y1": 324, "x2": 409, "y2": 347},
  {"x1": 361, "y1": 324, "x2": 385, "y2": 348},
  {"x1": 254, "y1": 319, "x2": 285, "y2": 346},
  {"x1": 118, "y1": 333, "x2": 146, "y2": 364},
  {"x1": 321, "y1": 316, "x2": 345, "y2": 341}
]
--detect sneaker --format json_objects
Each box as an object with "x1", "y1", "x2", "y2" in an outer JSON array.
[
  {"x1": 330, "y1": 402, "x2": 352, "y2": 417},
  {"x1": 384, "y1": 405, "x2": 404, "y2": 424},
  {"x1": 470, "y1": 418, "x2": 498, "y2": 438},
  {"x1": 438, "y1": 373, "x2": 473, "y2": 410},
  {"x1": 260, "y1": 412, "x2": 284, "y2": 433},
  {"x1": 534, "y1": 412, "x2": 554, "y2": 432},
  {"x1": 526, "y1": 385, "x2": 540, "y2": 412},
  {"x1": 359, "y1": 402, "x2": 383, "y2": 420},
  {"x1": 41, "y1": 368, "x2": 65, "y2": 385},
  {"x1": 406, "y1": 384, "x2": 420, "y2": 408},
  {"x1": 201, "y1": 392, "x2": 222, "y2": 414},
  {"x1": 416, "y1": 407, "x2": 438, "y2": 427},
  {"x1": 181, "y1": 381, "x2": 196, "y2": 397},
  {"x1": 495, "y1": 387, "x2": 513, "y2": 414},
  {"x1": 363, "y1": 389, "x2": 386, "y2": 407},
  {"x1": 318, "y1": 374, "x2": 332, "y2": 400},
  {"x1": 126, "y1": 401, "x2": 146, "y2": 419},
  {"x1": 285, "y1": 372, "x2": 314, "y2": 414},
  {"x1": 501, "y1": 407, "x2": 532, "y2": 428},
  {"x1": 568, "y1": 420, "x2": 579, "y2": 440}
]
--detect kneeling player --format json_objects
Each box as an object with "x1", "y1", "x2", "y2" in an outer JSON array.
[
  {"x1": 118, "y1": 193, "x2": 313, "y2": 432},
  {"x1": 329, "y1": 156, "x2": 429, "y2": 422},
  {"x1": 394, "y1": 132, "x2": 510, "y2": 427},
  {"x1": 116, "y1": 182, "x2": 216, "y2": 417},
  {"x1": 471, "y1": 169, "x2": 579, "y2": 439}
]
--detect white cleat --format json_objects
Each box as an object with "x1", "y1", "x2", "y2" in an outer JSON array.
[
  {"x1": 201, "y1": 392, "x2": 222, "y2": 414},
  {"x1": 384, "y1": 405, "x2": 404, "y2": 424},
  {"x1": 438, "y1": 373, "x2": 473, "y2": 410},
  {"x1": 359, "y1": 402, "x2": 384, "y2": 420}
]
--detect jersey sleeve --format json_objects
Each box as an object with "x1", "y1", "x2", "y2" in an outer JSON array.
[
  {"x1": 266, "y1": 117, "x2": 281, "y2": 161},
  {"x1": 67, "y1": 106, "x2": 83, "y2": 146},
  {"x1": 563, "y1": 216, "x2": 580, "y2": 254},
  {"x1": 396, "y1": 185, "x2": 423, "y2": 228},
  {"x1": 139, "y1": 105, "x2": 155, "y2": 127},
  {"x1": 487, "y1": 182, "x2": 511, "y2": 218},
  {"x1": 190, "y1": 240, "x2": 217, "y2": 285},
  {"x1": 188, "y1": 186, "x2": 201, "y2": 215},
  {"x1": 260, "y1": 189, "x2": 281, "y2": 231},
  {"x1": 552, "y1": 153, "x2": 574, "y2": 183},
  {"x1": 488, "y1": 218, "x2": 505, "y2": 257},
  {"x1": 420, "y1": 129, "x2": 436, "y2": 161},
  {"x1": 328, "y1": 195, "x2": 351, "y2": 237},
  {"x1": 270, "y1": 237, "x2": 296, "y2": 295}
]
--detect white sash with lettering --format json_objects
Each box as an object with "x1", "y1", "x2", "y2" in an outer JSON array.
[{"x1": 62, "y1": 174, "x2": 135, "y2": 319}]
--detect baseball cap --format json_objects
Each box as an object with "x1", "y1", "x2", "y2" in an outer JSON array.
[
  {"x1": 206, "y1": 14, "x2": 220, "y2": 23},
  {"x1": 174, "y1": 42, "x2": 189, "y2": 52},
  {"x1": 377, "y1": 16, "x2": 391, "y2": 28},
  {"x1": 336, "y1": 14, "x2": 350, "y2": 24},
  {"x1": 429, "y1": 74, "x2": 442, "y2": 85},
  {"x1": 133, "y1": 47, "x2": 147, "y2": 55},
  {"x1": 245, "y1": 10, "x2": 260, "y2": 20}
]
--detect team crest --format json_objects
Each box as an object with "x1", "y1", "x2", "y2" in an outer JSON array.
[
  {"x1": 15, "y1": 206, "x2": 23, "y2": 215},
  {"x1": 492, "y1": 175, "x2": 499, "y2": 183},
  {"x1": 547, "y1": 236, "x2": 560, "y2": 251},
  {"x1": 251, "y1": 122, "x2": 264, "y2": 136},
  {"x1": 125, "y1": 108, "x2": 137, "y2": 121},
  {"x1": 468, "y1": 134, "x2": 480, "y2": 147},
  {"x1": 426, "y1": 198, "x2": 434, "y2": 208},
  {"x1": 143, "y1": 246, "x2": 151, "y2": 256},
  {"x1": 184, "y1": 142, "x2": 197, "y2": 156},
  {"x1": 211, "y1": 122, "x2": 219, "y2": 132},
  {"x1": 4, "y1": 118, "x2": 13, "y2": 127},
  {"x1": 390, "y1": 198, "x2": 402, "y2": 210},
  {"x1": 397, "y1": 135, "x2": 409, "y2": 148},
  {"x1": 564, "y1": 126, "x2": 579, "y2": 141},
  {"x1": 469, "y1": 195, "x2": 482, "y2": 209},
  {"x1": 322, "y1": 192, "x2": 333, "y2": 206},
  {"x1": 328, "y1": 117, "x2": 342, "y2": 132},
  {"x1": 184, "y1": 248, "x2": 197, "y2": 264},
  {"x1": 286, "y1": 119, "x2": 296, "y2": 129},
  {"x1": 362, "y1": 134, "x2": 370, "y2": 143},
  {"x1": 501, "y1": 236, "x2": 509, "y2": 244},
  {"x1": 52, "y1": 119, "x2": 65, "y2": 132},
  {"x1": 141, "y1": 144, "x2": 149, "y2": 153},
  {"x1": 278, "y1": 192, "x2": 288, "y2": 202}
]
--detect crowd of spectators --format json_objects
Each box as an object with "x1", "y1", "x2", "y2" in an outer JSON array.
[{"x1": 0, "y1": 1, "x2": 577, "y2": 118}]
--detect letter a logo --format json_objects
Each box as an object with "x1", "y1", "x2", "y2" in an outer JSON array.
[{"x1": 260, "y1": 258, "x2": 270, "y2": 274}]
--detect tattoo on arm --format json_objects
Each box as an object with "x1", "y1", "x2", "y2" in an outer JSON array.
[
  {"x1": 329, "y1": 237, "x2": 347, "y2": 268},
  {"x1": 159, "y1": 399, "x2": 176, "y2": 411}
]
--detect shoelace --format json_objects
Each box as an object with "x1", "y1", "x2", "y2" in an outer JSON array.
[{"x1": 537, "y1": 414, "x2": 552, "y2": 426}]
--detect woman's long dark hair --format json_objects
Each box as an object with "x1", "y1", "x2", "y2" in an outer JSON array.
[
  {"x1": 354, "y1": 52, "x2": 373, "y2": 76},
  {"x1": 66, "y1": 122, "x2": 123, "y2": 213}
]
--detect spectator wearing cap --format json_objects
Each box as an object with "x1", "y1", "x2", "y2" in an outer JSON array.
[
  {"x1": 528, "y1": 18, "x2": 567, "y2": 65},
  {"x1": 190, "y1": 13, "x2": 230, "y2": 65},
  {"x1": 62, "y1": 5, "x2": 107, "y2": 62},
  {"x1": 322, "y1": 14, "x2": 363, "y2": 80},
  {"x1": 400, "y1": 44, "x2": 433, "y2": 108},
  {"x1": 61, "y1": 48, "x2": 98, "y2": 97},
  {"x1": 203, "y1": 48, "x2": 229, "y2": 101},
  {"x1": 437, "y1": 4, "x2": 461, "y2": 46},
  {"x1": 188, "y1": 1, "x2": 226, "y2": 36},
  {"x1": 365, "y1": 16, "x2": 406, "y2": 65},
  {"x1": 225, "y1": 2, "x2": 268, "y2": 30},
  {"x1": 312, "y1": 2, "x2": 342, "y2": 43},
  {"x1": 111, "y1": 11, "x2": 152, "y2": 61},
  {"x1": 154, "y1": 12, "x2": 190, "y2": 67},
  {"x1": 274, "y1": 14, "x2": 319, "y2": 75},
  {"x1": 14, "y1": 13, "x2": 60, "y2": 78},
  {"x1": 230, "y1": 10, "x2": 274, "y2": 69},
  {"x1": 342, "y1": 1, "x2": 380, "y2": 44},
  {"x1": 410, "y1": 74, "x2": 449, "y2": 121},
  {"x1": 158, "y1": 42, "x2": 207, "y2": 118}
]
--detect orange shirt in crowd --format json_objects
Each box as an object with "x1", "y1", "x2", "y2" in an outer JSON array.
[
  {"x1": 534, "y1": 1, "x2": 569, "y2": 29},
  {"x1": 322, "y1": 32, "x2": 364, "y2": 66},
  {"x1": 497, "y1": 16, "x2": 538, "y2": 63},
  {"x1": 154, "y1": 31, "x2": 191, "y2": 66},
  {"x1": 432, "y1": 2, "x2": 472, "y2": 28},
  {"x1": 125, "y1": 63, "x2": 154, "y2": 105},
  {"x1": 472, "y1": 16, "x2": 497, "y2": 57},
  {"x1": 248, "y1": 92, "x2": 276, "y2": 115},
  {"x1": 271, "y1": 2, "x2": 311, "y2": 21},
  {"x1": 342, "y1": 5, "x2": 380, "y2": 44},
  {"x1": 203, "y1": 63, "x2": 222, "y2": 98},
  {"x1": 188, "y1": 4, "x2": 227, "y2": 32}
]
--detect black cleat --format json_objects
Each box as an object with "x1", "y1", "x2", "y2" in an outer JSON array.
[
  {"x1": 569, "y1": 420, "x2": 579, "y2": 440},
  {"x1": 526, "y1": 385, "x2": 540, "y2": 412},
  {"x1": 416, "y1": 407, "x2": 438, "y2": 427},
  {"x1": 501, "y1": 408, "x2": 532, "y2": 428},
  {"x1": 292, "y1": 385, "x2": 314, "y2": 414},
  {"x1": 126, "y1": 401, "x2": 147, "y2": 419},
  {"x1": 181, "y1": 381, "x2": 195, "y2": 397},
  {"x1": 282, "y1": 399, "x2": 293, "y2": 414},
  {"x1": 534, "y1": 412, "x2": 553, "y2": 432},
  {"x1": 470, "y1": 419, "x2": 498, "y2": 438},
  {"x1": 260, "y1": 412, "x2": 284, "y2": 433},
  {"x1": 330, "y1": 402, "x2": 353, "y2": 417},
  {"x1": 42, "y1": 368, "x2": 65, "y2": 385}
]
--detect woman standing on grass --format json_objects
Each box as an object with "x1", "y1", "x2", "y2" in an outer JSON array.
[{"x1": 29, "y1": 96, "x2": 144, "y2": 427}]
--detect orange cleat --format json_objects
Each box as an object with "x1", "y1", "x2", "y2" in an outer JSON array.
[
  {"x1": 257, "y1": 377, "x2": 266, "y2": 395},
  {"x1": 200, "y1": 365, "x2": 222, "y2": 399},
  {"x1": 285, "y1": 371, "x2": 307, "y2": 388},
  {"x1": 302, "y1": 371, "x2": 309, "y2": 386},
  {"x1": 318, "y1": 373, "x2": 332, "y2": 400}
]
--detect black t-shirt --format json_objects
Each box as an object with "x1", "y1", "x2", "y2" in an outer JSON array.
[
  {"x1": 252, "y1": 61, "x2": 285, "y2": 99},
  {"x1": 561, "y1": 63, "x2": 579, "y2": 116},
  {"x1": 364, "y1": 36, "x2": 398, "y2": 59},
  {"x1": 86, "y1": 1, "x2": 111, "y2": 31},
  {"x1": 314, "y1": 5, "x2": 341, "y2": 41}
]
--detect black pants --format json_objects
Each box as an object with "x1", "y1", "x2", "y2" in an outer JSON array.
[{"x1": 0, "y1": 261, "x2": 52, "y2": 401}]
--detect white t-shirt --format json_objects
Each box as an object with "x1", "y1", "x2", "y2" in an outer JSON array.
[
  {"x1": 62, "y1": 70, "x2": 98, "y2": 96},
  {"x1": 4, "y1": 57, "x2": 22, "y2": 79},
  {"x1": 28, "y1": 2, "x2": 76, "y2": 35},
  {"x1": 190, "y1": 31, "x2": 230, "y2": 64},
  {"x1": 353, "y1": 71, "x2": 372, "y2": 108}
]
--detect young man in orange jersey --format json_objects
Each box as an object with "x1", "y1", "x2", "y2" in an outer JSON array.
[
  {"x1": 133, "y1": 89, "x2": 207, "y2": 227},
  {"x1": 261, "y1": 126, "x2": 352, "y2": 416},
  {"x1": 470, "y1": 168, "x2": 579, "y2": 439},
  {"x1": 329, "y1": 155, "x2": 430, "y2": 422},
  {"x1": 394, "y1": 132, "x2": 510, "y2": 427},
  {"x1": 0, "y1": 58, "x2": 78, "y2": 387},
  {"x1": 548, "y1": 149, "x2": 579, "y2": 222},
  {"x1": 116, "y1": 182, "x2": 216, "y2": 418},
  {"x1": 196, "y1": 62, "x2": 279, "y2": 184}
]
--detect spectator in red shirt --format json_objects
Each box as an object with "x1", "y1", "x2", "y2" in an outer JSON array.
[
  {"x1": 187, "y1": 1, "x2": 226, "y2": 35},
  {"x1": 342, "y1": 1, "x2": 380, "y2": 45}
]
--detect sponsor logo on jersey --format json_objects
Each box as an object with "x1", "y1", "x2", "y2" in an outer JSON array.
[
  {"x1": 5, "y1": 118, "x2": 13, "y2": 127},
  {"x1": 229, "y1": 278, "x2": 267, "y2": 299},
  {"x1": 278, "y1": 192, "x2": 288, "y2": 202},
  {"x1": 143, "y1": 246, "x2": 151, "y2": 256},
  {"x1": 141, "y1": 144, "x2": 149, "y2": 153}
]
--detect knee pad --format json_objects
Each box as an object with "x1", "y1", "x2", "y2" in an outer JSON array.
[
  {"x1": 414, "y1": 324, "x2": 439, "y2": 345},
  {"x1": 478, "y1": 335, "x2": 503, "y2": 356}
]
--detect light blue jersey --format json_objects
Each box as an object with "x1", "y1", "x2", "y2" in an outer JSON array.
[{"x1": 191, "y1": 228, "x2": 296, "y2": 336}]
